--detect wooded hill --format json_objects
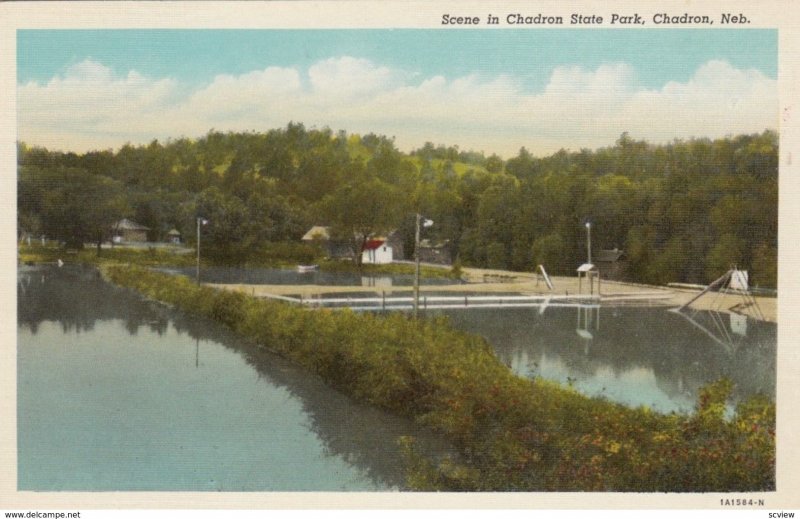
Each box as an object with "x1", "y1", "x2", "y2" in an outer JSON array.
[{"x1": 17, "y1": 124, "x2": 778, "y2": 287}]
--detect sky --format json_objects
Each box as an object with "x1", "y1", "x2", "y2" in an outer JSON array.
[{"x1": 17, "y1": 29, "x2": 778, "y2": 158}]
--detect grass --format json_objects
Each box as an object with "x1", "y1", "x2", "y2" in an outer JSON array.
[{"x1": 18, "y1": 243, "x2": 196, "y2": 268}]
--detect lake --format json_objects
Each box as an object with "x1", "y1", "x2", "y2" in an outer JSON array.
[
  {"x1": 17, "y1": 265, "x2": 777, "y2": 490},
  {"x1": 158, "y1": 265, "x2": 776, "y2": 413},
  {"x1": 17, "y1": 265, "x2": 452, "y2": 491},
  {"x1": 439, "y1": 305, "x2": 776, "y2": 414}
]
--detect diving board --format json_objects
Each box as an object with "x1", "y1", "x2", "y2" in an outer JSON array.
[{"x1": 537, "y1": 264, "x2": 554, "y2": 290}]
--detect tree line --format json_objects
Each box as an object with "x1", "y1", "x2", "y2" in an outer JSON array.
[{"x1": 17, "y1": 124, "x2": 778, "y2": 287}]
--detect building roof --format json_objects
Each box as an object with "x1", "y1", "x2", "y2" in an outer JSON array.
[
  {"x1": 303, "y1": 226, "x2": 400, "y2": 243},
  {"x1": 362, "y1": 239, "x2": 386, "y2": 251},
  {"x1": 596, "y1": 249, "x2": 625, "y2": 262},
  {"x1": 115, "y1": 218, "x2": 149, "y2": 231},
  {"x1": 167, "y1": 229, "x2": 181, "y2": 236},
  {"x1": 302, "y1": 226, "x2": 331, "y2": 241}
]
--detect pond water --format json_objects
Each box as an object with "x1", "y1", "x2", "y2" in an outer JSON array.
[
  {"x1": 17, "y1": 265, "x2": 777, "y2": 491},
  {"x1": 165, "y1": 266, "x2": 776, "y2": 413},
  {"x1": 438, "y1": 305, "x2": 776, "y2": 414},
  {"x1": 161, "y1": 266, "x2": 461, "y2": 287},
  {"x1": 17, "y1": 265, "x2": 452, "y2": 491}
]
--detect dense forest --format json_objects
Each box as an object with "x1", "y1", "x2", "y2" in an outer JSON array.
[{"x1": 17, "y1": 124, "x2": 778, "y2": 287}]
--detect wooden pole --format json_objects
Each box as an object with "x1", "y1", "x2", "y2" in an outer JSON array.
[
  {"x1": 196, "y1": 217, "x2": 201, "y2": 283},
  {"x1": 414, "y1": 213, "x2": 421, "y2": 319}
]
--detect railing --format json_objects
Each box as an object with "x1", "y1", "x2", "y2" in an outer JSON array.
[{"x1": 258, "y1": 293, "x2": 605, "y2": 311}]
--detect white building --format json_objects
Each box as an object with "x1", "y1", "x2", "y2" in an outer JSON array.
[{"x1": 361, "y1": 239, "x2": 393, "y2": 264}]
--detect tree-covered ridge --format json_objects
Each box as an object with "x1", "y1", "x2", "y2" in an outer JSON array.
[{"x1": 17, "y1": 124, "x2": 778, "y2": 287}]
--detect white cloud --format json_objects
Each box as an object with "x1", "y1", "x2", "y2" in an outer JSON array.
[
  {"x1": 17, "y1": 57, "x2": 777, "y2": 157},
  {"x1": 308, "y1": 56, "x2": 398, "y2": 98}
]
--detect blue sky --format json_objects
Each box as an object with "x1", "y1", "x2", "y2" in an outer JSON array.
[{"x1": 17, "y1": 29, "x2": 778, "y2": 157}]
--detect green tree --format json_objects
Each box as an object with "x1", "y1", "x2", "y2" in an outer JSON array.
[
  {"x1": 318, "y1": 175, "x2": 407, "y2": 266},
  {"x1": 485, "y1": 154, "x2": 504, "y2": 174},
  {"x1": 485, "y1": 242, "x2": 508, "y2": 269},
  {"x1": 473, "y1": 176, "x2": 520, "y2": 269},
  {"x1": 30, "y1": 167, "x2": 128, "y2": 251},
  {"x1": 705, "y1": 233, "x2": 745, "y2": 281},
  {"x1": 531, "y1": 233, "x2": 568, "y2": 275},
  {"x1": 751, "y1": 243, "x2": 777, "y2": 288},
  {"x1": 646, "y1": 236, "x2": 687, "y2": 285},
  {"x1": 190, "y1": 187, "x2": 253, "y2": 262}
]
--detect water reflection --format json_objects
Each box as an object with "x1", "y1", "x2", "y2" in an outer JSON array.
[
  {"x1": 440, "y1": 305, "x2": 776, "y2": 414},
  {"x1": 18, "y1": 265, "x2": 453, "y2": 491},
  {"x1": 165, "y1": 308, "x2": 455, "y2": 490},
  {"x1": 160, "y1": 265, "x2": 461, "y2": 287},
  {"x1": 18, "y1": 265, "x2": 170, "y2": 336}
]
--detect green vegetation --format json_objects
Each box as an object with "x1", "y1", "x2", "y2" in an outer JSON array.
[
  {"x1": 19, "y1": 123, "x2": 778, "y2": 491},
  {"x1": 17, "y1": 125, "x2": 777, "y2": 287},
  {"x1": 19, "y1": 243, "x2": 197, "y2": 268},
  {"x1": 103, "y1": 264, "x2": 775, "y2": 492},
  {"x1": 17, "y1": 242, "x2": 458, "y2": 282}
]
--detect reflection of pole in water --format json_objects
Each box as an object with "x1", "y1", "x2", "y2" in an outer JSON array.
[
  {"x1": 669, "y1": 308, "x2": 735, "y2": 353},
  {"x1": 576, "y1": 305, "x2": 600, "y2": 354},
  {"x1": 196, "y1": 337, "x2": 199, "y2": 368},
  {"x1": 576, "y1": 305, "x2": 600, "y2": 332}
]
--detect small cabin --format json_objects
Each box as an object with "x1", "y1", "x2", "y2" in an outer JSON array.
[
  {"x1": 113, "y1": 219, "x2": 149, "y2": 243},
  {"x1": 301, "y1": 226, "x2": 351, "y2": 259},
  {"x1": 303, "y1": 226, "x2": 405, "y2": 262},
  {"x1": 362, "y1": 239, "x2": 393, "y2": 265},
  {"x1": 418, "y1": 239, "x2": 453, "y2": 265},
  {"x1": 166, "y1": 229, "x2": 182, "y2": 244},
  {"x1": 595, "y1": 248, "x2": 626, "y2": 280}
]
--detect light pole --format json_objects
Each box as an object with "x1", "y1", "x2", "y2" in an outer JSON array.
[
  {"x1": 585, "y1": 221, "x2": 592, "y2": 264},
  {"x1": 413, "y1": 213, "x2": 433, "y2": 319},
  {"x1": 196, "y1": 217, "x2": 208, "y2": 283}
]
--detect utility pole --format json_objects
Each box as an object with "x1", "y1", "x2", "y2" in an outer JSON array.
[
  {"x1": 413, "y1": 213, "x2": 433, "y2": 319},
  {"x1": 196, "y1": 217, "x2": 208, "y2": 283},
  {"x1": 414, "y1": 213, "x2": 421, "y2": 319},
  {"x1": 585, "y1": 221, "x2": 592, "y2": 264}
]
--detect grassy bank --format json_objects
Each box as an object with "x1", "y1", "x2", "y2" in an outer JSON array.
[
  {"x1": 19, "y1": 243, "x2": 197, "y2": 268},
  {"x1": 18, "y1": 243, "x2": 458, "y2": 280},
  {"x1": 102, "y1": 264, "x2": 774, "y2": 491}
]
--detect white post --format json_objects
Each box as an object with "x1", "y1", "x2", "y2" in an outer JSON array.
[
  {"x1": 412, "y1": 215, "x2": 434, "y2": 318},
  {"x1": 585, "y1": 221, "x2": 592, "y2": 264},
  {"x1": 414, "y1": 213, "x2": 421, "y2": 319},
  {"x1": 196, "y1": 217, "x2": 201, "y2": 283},
  {"x1": 196, "y1": 217, "x2": 208, "y2": 283}
]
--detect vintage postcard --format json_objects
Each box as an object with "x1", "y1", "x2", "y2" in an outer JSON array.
[{"x1": 1, "y1": 0, "x2": 798, "y2": 514}]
